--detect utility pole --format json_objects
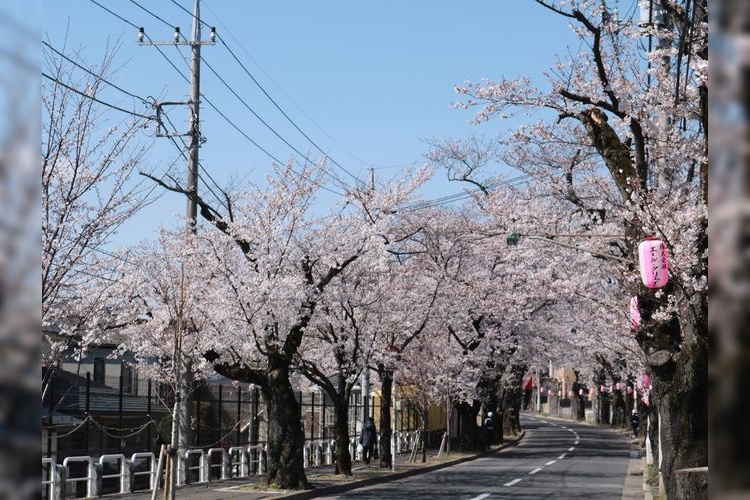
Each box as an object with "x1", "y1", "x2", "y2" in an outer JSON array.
[{"x1": 138, "y1": 2, "x2": 215, "y2": 497}]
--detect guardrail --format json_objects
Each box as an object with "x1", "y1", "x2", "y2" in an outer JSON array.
[
  {"x1": 62, "y1": 456, "x2": 96, "y2": 498},
  {"x1": 228, "y1": 446, "x2": 248, "y2": 477},
  {"x1": 184, "y1": 449, "x2": 207, "y2": 484},
  {"x1": 247, "y1": 444, "x2": 266, "y2": 474},
  {"x1": 43, "y1": 434, "x2": 420, "y2": 498},
  {"x1": 130, "y1": 452, "x2": 156, "y2": 491},
  {"x1": 42, "y1": 457, "x2": 56, "y2": 499},
  {"x1": 99, "y1": 454, "x2": 129, "y2": 494}
]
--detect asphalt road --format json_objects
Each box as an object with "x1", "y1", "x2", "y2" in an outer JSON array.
[{"x1": 321, "y1": 415, "x2": 634, "y2": 500}]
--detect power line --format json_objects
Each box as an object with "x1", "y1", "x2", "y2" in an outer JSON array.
[
  {"x1": 395, "y1": 175, "x2": 531, "y2": 213},
  {"x1": 42, "y1": 72, "x2": 153, "y2": 120},
  {"x1": 128, "y1": 0, "x2": 174, "y2": 30},
  {"x1": 199, "y1": 54, "x2": 356, "y2": 193},
  {"x1": 213, "y1": 34, "x2": 362, "y2": 183},
  {"x1": 201, "y1": 1, "x2": 372, "y2": 170},
  {"x1": 88, "y1": 0, "x2": 140, "y2": 29},
  {"x1": 88, "y1": 0, "x2": 346, "y2": 197},
  {"x1": 166, "y1": 0, "x2": 364, "y2": 182},
  {"x1": 43, "y1": 41, "x2": 152, "y2": 106}
]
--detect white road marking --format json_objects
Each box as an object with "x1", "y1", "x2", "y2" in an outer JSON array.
[
  {"x1": 558, "y1": 453, "x2": 567, "y2": 459},
  {"x1": 568, "y1": 446, "x2": 575, "y2": 451},
  {"x1": 469, "y1": 494, "x2": 491, "y2": 500},
  {"x1": 529, "y1": 467, "x2": 543, "y2": 475},
  {"x1": 504, "y1": 478, "x2": 523, "y2": 487},
  {"x1": 545, "y1": 460, "x2": 557, "y2": 466},
  {"x1": 574, "y1": 440, "x2": 580, "y2": 445}
]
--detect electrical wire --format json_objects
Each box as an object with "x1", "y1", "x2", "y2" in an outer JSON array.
[
  {"x1": 128, "y1": 0, "x2": 174, "y2": 30},
  {"x1": 395, "y1": 175, "x2": 531, "y2": 213},
  {"x1": 43, "y1": 41, "x2": 152, "y2": 106},
  {"x1": 213, "y1": 35, "x2": 362, "y2": 183},
  {"x1": 86, "y1": 0, "x2": 348, "y2": 197},
  {"x1": 42, "y1": 72, "x2": 153, "y2": 120},
  {"x1": 203, "y1": 2, "x2": 371, "y2": 170},
  {"x1": 199, "y1": 55, "x2": 355, "y2": 193},
  {"x1": 165, "y1": 0, "x2": 364, "y2": 183}
]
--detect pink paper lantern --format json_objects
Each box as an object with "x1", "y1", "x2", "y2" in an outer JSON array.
[
  {"x1": 600, "y1": 385, "x2": 605, "y2": 393},
  {"x1": 639, "y1": 238, "x2": 669, "y2": 288},
  {"x1": 630, "y1": 296, "x2": 641, "y2": 331},
  {"x1": 578, "y1": 388, "x2": 583, "y2": 396},
  {"x1": 609, "y1": 385, "x2": 613, "y2": 393},
  {"x1": 616, "y1": 382, "x2": 621, "y2": 391},
  {"x1": 643, "y1": 374, "x2": 650, "y2": 388},
  {"x1": 547, "y1": 389, "x2": 552, "y2": 396},
  {"x1": 558, "y1": 390, "x2": 562, "y2": 397},
  {"x1": 626, "y1": 386, "x2": 633, "y2": 394}
]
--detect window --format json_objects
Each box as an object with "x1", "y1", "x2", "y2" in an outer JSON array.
[
  {"x1": 92, "y1": 358, "x2": 105, "y2": 384},
  {"x1": 120, "y1": 364, "x2": 136, "y2": 395}
]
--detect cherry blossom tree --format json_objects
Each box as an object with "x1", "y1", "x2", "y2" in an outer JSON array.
[
  {"x1": 294, "y1": 259, "x2": 385, "y2": 476},
  {"x1": 449, "y1": 1, "x2": 707, "y2": 496},
  {"x1": 102, "y1": 230, "x2": 213, "y2": 499},
  {"x1": 42, "y1": 44, "x2": 153, "y2": 396},
  {"x1": 145, "y1": 162, "x2": 431, "y2": 488}
]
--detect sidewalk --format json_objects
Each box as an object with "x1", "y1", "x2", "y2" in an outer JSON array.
[
  {"x1": 120, "y1": 433, "x2": 524, "y2": 500},
  {"x1": 280, "y1": 433, "x2": 524, "y2": 499}
]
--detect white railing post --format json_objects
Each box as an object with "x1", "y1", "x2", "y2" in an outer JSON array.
[
  {"x1": 130, "y1": 452, "x2": 156, "y2": 492},
  {"x1": 207, "y1": 448, "x2": 226, "y2": 480},
  {"x1": 247, "y1": 445, "x2": 263, "y2": 475},
  {"x1": 99, "y1": 454, "x2": 129, "y2": 494},
  {"x1": 329, "y1": 440, "x2": 336, "y2": 465},
  {"x1": 63, "y1": 456, "x2": 95, "y2": 498},
  {"x1": 183, "y1": 449, "x2": 207, "y2": 484},
  {"x1": 228, "y1": 447, "x2": 247, "y2": 478},
  {"x1": 315, "y1": 441, "x2": 322, "y2": 466},
  {"x1": 42, "y1": 458, "x2": 56, "y2": 500}
]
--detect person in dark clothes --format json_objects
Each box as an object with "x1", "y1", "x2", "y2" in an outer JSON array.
[
  {"x1": 483, "y1": 412, "x2": 495, "y2": 450},
  {"x1": 360, "y1": 417, "x2": 377, "y2": 464},
  {"x1": 630, "y1": 409, "x2": 640, "y2": 437}
]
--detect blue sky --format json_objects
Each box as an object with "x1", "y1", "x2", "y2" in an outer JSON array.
[{"x1": 43, "y1": 1, "x2": 583, "y2": 245}]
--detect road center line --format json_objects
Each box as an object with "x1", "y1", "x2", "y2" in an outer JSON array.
[
  {"x1": 545, "y1": 460, "x2": 557, "y2": 466},
  {"x1": 504, "y1": 478, "x2": 523, "y2": 487},
  {"x1": 568, "y1": 446, "x2": 575, "y2": 451},
  {"x1": 529, "y1": 467, "x2": 543, "y2": 475},
  {"x1": 574, "y1": 440, "x2": 580, "y2": 445},
  {"x1": 468, "y1": 494, "x2": 491, "y2": 500},
  {"x1": 558, "y1": 453, "x2": 567, "y2": 459}
]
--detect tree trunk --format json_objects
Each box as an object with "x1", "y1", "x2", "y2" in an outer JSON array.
[
  {"x1": 649, "y1": 308, "x2": 708, "y2": 499},
  {"x1": 333, "y1": 389, "x2": 352, "y2": 475},
  {"x1": 263, "y1": 358, "x2": 309, "y2": 489},
  {"x1": 455, "y1": 401, "x2": 481, "y2": 451},
  {"x1": 378, "y1": 367, "x2": 392, "y2": 469}
]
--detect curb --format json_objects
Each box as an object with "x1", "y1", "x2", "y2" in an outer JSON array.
[{"x1": 279, "y1": 431, "x2": 525, "y2": 499}]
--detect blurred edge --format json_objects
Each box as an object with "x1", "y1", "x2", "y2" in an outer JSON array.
[
  {"x1": 10, "y1": 0, "x2": 748, "y2": 497},
  {"x1": 710, "y1": 0, "x2": 750, "y2": 498},
  {"x1": 0, "y1": 1, "x2": 41, "y2": 499}
]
